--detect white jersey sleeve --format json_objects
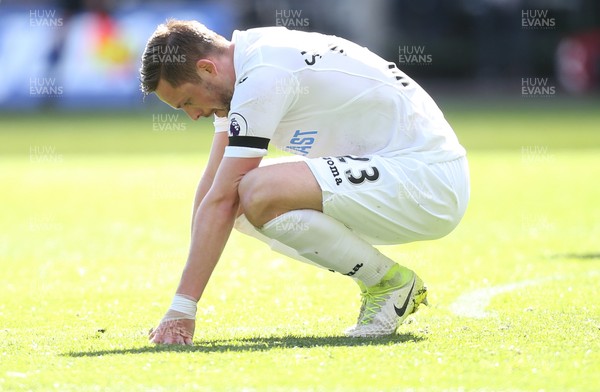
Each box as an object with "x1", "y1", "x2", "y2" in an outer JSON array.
[
  {"x1": 213, "y1": 115, "x2": 228, "y2": 133},
  {"x1": 223, "y1": 67, "x2": 298, "y2": 158}
]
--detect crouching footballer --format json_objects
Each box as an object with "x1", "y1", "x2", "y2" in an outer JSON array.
[{"x1": 140, "y1": 20, "x2": 470, "y2": 344}]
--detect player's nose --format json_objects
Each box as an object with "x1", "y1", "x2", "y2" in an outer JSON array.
[{"x1": 183, "y1": 108, "x2": 201, "y2": 121}]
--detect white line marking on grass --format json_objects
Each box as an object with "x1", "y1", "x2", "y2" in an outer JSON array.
[
  {"x1": 6, "y1": 371, "x2": 27, "y2": 378},
  {"x1": 451, "y1": 270, "x2": 600, "y2": 318},
  {"x1": 448, "y1": 277, "x2": 556, "y2": 319}
]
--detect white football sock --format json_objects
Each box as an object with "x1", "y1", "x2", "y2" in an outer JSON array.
[
  {"x1": 257, "y1": 209, "x2": 401, "y2": 287},
  {"x1": 234, "y1": 214, "x2": 323, "y2": 269}
]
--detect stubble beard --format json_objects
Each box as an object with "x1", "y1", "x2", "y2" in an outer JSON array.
[{"x1": 202, "y1": 78, "x2": 233, "y2": 115}]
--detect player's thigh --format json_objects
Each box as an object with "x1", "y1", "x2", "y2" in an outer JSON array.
[{"x1": 238, "y1": 158, "x2": 323, "y2": 226}]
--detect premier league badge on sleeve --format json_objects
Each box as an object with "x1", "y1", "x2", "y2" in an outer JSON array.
[
  {"x1": 229, "y1": 112, "x2": 248, "y2": 137},
  {"x1": 230, "y1": 118, "x2": 240, "y2": 136}
]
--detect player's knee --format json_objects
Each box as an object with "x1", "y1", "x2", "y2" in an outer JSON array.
[{"x1": 238, "y1": 169, "x2": 273, "y2": 227}]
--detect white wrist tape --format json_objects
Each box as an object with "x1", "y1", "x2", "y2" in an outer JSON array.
[{"x1": 166, "y1": 294, "x2": 197, "y2": 320}]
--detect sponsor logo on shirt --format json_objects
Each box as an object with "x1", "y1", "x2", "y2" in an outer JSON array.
[{"x1": 285, "y1": 129, "x2": 318, "y2": 155}]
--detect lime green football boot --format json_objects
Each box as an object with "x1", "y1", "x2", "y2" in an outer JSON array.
[{"x1": 345, "y1": 264, "x2": 428, "y2": 337}]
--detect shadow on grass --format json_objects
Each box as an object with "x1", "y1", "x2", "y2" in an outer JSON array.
[
  {"x1": 65, "y1": 333, "x2": 425, "y2": 357},
  {"x1": 551, "y1": 252, "x2": 600, "y2": 260}
]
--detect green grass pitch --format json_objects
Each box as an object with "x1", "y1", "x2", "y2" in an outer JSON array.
[{"x1": 1, "y1": 100, "x2": 599, "y2": 391}]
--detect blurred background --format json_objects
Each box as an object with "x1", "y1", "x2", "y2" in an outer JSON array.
[
  {"x1": 0, "y1": 0, "x2": 599, "y2": 113},
  {"x1": 2, "y1": 4, "x2": 600, "y2": 390}
]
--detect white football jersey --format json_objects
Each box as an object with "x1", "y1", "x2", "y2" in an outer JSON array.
[{"x1": 215, "y1": 27, "x2": 465, "y2": 163}]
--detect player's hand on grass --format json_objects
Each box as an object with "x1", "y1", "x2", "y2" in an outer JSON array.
[
  {"x1": 149, "y1": 294, "x2": 197, "y2": 345},
  {"x1": 149, "y1": 317, "x2": 195, "y2": 345}
]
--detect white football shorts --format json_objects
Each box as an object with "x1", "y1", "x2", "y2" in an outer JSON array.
[{"x1": 304, "y1": 154, "x2": 470, "y2": 244}]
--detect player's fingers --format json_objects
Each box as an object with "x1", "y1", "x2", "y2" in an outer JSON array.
[
  {"x1": 150, "y1": 332, "x2": 163, "y2": 344},
  {"x1": 163, "y1": 333, "x2": 176, "y2": 345},
  {"x1": 164, "y1": 327, "x2": 189, "y2": 345},
  {"x1": 166, "y1": 330, "x2": 180, "y2": 345},
  {"x1": 149, "y1": 325, "x2": 165, "y2": 342},
  {"x1": 175, "y1": 327, "x2": 189, "y2": 345},
  {"x1": 149, "y1": 319, "x2": 193, "y2": 345},
  {"x1": 178, "y1": 329, "x2": 191, "y2": 344},
  {"x1": 150, "y1": 326, "x2": 170, "y2": 344}
]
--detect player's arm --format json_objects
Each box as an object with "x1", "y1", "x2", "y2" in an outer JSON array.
[
  {"x1": 149, "y1": 155, "x2": 261, "y2": 345},
  {"x1": 191, "y1": 130, "x2": 229, "y2": 231},
  {"x1": 150, "y1": 68, "x2": 291, "y2": 345},
  {"x1": 178, "y1": 155, "x2": 261, "y2": 299}
]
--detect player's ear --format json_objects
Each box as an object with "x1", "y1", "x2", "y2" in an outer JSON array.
[{"x1": 195, "y1": 59, "x2": 217, "y2": 77}]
